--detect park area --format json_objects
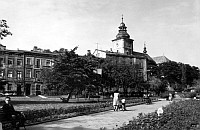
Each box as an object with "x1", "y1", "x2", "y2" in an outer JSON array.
[
  {"x1": 0, "y1": 95, "x2": 155, "y2": 127},
  {"x1": 1, "y1": 95, "x2": 200, "y2": 130}
]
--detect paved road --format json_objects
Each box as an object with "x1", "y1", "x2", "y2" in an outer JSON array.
[{"x1": 26, "y1": 100, "x2": 170, "y2": 130}]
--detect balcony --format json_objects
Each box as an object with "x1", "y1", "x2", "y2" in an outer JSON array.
[
  {"x1": 42, "y1": 65, "x2": 51, "y2": 68},
  {"x1": 25, "y1": 77, "x2": 34, "y2": 82},
  {"x1": 25, "y1": 64, "x2": 33, "y2": 68},
  {"x1": 1, "y1": 64, "x2": 14, "y2": 68},
  {"x1": 34, "y1": 65, "x2": 41, "y2": 69},
  {"x1": 16, "y1": 65, "x2": 23, "y2": 68},
  {"x1": 33, "y1": 78, "x2": 42, "y2": 82}
]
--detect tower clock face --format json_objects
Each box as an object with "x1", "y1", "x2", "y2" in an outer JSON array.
[{"x1": 116, "y1": 43, "x2": 119, "y2": 47}]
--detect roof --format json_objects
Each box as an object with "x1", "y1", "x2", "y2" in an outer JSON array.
[
  {"x1": 0, "y1": 49, "x2": 58, "y2": 57},
  {"x1": 153, "y1": 56, "x2": 170, "y2": 64}
]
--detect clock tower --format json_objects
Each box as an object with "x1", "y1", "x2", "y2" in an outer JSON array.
[{"x1": 112, "y1": 16, "x2": 134, "y2": 55}]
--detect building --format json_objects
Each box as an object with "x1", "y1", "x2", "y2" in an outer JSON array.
[
  {"x1": 153, "y1": 56, "x2": 170, "y2": 64},
  {"x1": 105, "y1": 16, "x2": 155, "y2": 82},
  {"x1": 0, "y1": 44, "x2": 57, "y2": 96},
  {"x1": 0, "y1": 16, "x2": 155, "y2": 96}
]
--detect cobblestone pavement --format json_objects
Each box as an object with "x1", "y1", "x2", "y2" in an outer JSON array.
[{"x1": 26, "y1": 100, "x2": 170, "y2": 130}]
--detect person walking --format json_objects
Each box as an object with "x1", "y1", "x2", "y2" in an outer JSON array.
[
  {"x1": 113, "y1": 90, "x2": 120, "y2": 111},
  {"x1": 169, "y1": 93, "x2": 173, "y2": 101},
  {"x1": 121, "y1": 98, "x2": 126, "y2": 111}
]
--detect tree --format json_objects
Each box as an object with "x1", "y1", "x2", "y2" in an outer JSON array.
[
  {"x1": 148, "y1": 76, "x2": 166, "y2": 95},
  {"x1": 101, "y1": 60, "x2": 138, "y2": 96},
  {"x1": 157, "y1": 61, "x2": 200, "y2": 91},
  {"x1": 0, "y1": 20, "x2": 12, "y2": 40},
  {"x1": 158, "y1": 61, "x2": 182, "y2": 84},
  {"x1": 185, "y1": 64, "x2": 199, "y2": 86},
  {"x1": 41, "y1": 47, "x2": 100, "y2": 102}
]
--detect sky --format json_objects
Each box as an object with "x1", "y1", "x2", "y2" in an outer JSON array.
[{"x1": 0, "y1": 0, "x2": 200, "y2": 68}]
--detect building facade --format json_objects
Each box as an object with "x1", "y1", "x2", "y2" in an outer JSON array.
[
  {"x1": 0, "y1": 44, "x2": 57, "y2": 96},
  {"x1": 106, "y1": 17, "x2": 150, "y2": 82}
]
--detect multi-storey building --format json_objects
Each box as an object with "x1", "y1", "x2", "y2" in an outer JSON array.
[
  {"x1": 0, "y1": 44, "x2": 57, "y2": 96},
  {"x1": 92, "y1": 17, "x2": 156, "y2": 95},
  {"x1": 105, "y1": 17, "x2": 155, "y2": 82},
  {"x1": 0, "y1": 17, "x2": 156, "y2": 96}
]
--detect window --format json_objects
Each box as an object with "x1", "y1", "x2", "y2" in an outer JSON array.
[
  {"x1": 7, "y1": 84, "x2": 12, "y2": 91},
  {"x1": 36, "y1": 85, "x2": 40, "y2": 91},
  {"x1": 26, "y1": 58, "x2": 32, "y2": 65},
  {"x1": 8, "y1": 58, "x2": 13, "y2": 65},
  {"x1": 17, "y1": 71, "x2": 22, "y2": 79},
  {"x1": 36, "y1": 59, "x2": 41, "y2": 68},
  {"x1": 7, "y1": 70, "x2": 13, "y2": 78},
  {"x1": 0, "y1": 58, "x2": 4, "y2": 67},
  {"x1": 46, "y1": 60, "x2": 51, "y2": 66},
  {"x1": 35, "y1": 71, "x2": 40, "y2": 78},
  {"x1": 139, "y1": 62, "x2": 143, "y2": 68},
  {"x1": 17, "y1": 59, "x2": 23, "y2": 66},
  {"x1": 26, "y1": 69, "x2": 31, "y2": 78},
  {"x1": 0, "y1": 70, "x2": 4, "y2": 78}
]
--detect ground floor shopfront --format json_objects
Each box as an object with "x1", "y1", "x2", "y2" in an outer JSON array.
[{"x1": 0, "y1": 80, "x2": 44, "y2": 96}]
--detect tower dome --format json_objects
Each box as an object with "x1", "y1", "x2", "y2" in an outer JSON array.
[
  {"x1": 116, "y1": 16, "x2": 130, "y2": 39},
  {"x1": 112, "y1": 15, "x2": 134, "y2": 55}
]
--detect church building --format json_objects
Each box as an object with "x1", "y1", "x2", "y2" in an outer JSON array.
[{"x1": 105, "y1": 16, "x2": 155, "y2": 82}]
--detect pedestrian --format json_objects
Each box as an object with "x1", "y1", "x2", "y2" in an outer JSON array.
[
  {"x1": 117, "y1": 100, "x2": 122, "y2": 111},
  {"x1": 169, "y1": 93, "x2": 172, "y2": 101},
  {"x1": 121, "y1": 98, "x2": 126, "y2": 111},
  {"x1": 2, "y1": 96, "x2": 25, "y2": 130},
  {"x1": 113, "y1": 90, "x2": 119, "y2": 111}
]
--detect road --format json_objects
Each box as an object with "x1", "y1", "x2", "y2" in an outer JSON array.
[{"x1": 26, "y1": 100, "x2": 170, "y2": 130}]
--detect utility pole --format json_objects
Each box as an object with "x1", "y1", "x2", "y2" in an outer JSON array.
[{"x1": 23, "y1": 52, "x2": 26, "y2": 96}]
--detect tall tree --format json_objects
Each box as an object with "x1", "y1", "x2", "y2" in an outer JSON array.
[
  {"x1": 157, "y1": 61, "x2": 200, "y2": 91},
  {"x1": 0, "y1": 20, "x2": 12, "y2": 41},
  {"x1": 41, "y1": 47, "x2": 100, "y2": 102},
  {"x1": 158, "y1": 61, "x2": 182, "y2": 85},
  {"x1": 185, "y1": 64, "x2": 199, "y2": 86}
]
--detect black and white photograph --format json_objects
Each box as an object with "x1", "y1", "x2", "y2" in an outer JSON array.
[{"x1": 0, "y1": 0, "x2": 200, "y2": 130}]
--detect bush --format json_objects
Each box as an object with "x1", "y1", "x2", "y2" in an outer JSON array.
[
  {"x1": 117, "y1": 99, "x2": 200, "y2": 130},
  {"x1": 22, "y1": 97, "x2": 153, "y2": 125},
  {"x1": 160, "y1": 91, "x2": 169, "y2": 99},
  {"x1": 183, "y1": 92, "x2": 196, "y2": 98}
]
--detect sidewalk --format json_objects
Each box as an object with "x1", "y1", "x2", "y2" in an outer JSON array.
[{"x1": 26, "y1": 100, "x2": 170, "y2": 130}]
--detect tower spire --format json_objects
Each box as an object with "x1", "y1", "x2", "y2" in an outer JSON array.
[
  {"x1": 143, "y1": 42, "x2": 147, "y2": 54},
  {"x1": 122, "y1": 14, "x2": 123, "y2": 23}
]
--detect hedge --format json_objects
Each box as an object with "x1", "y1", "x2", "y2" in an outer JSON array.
[
  {"x1": 23, "y1": 97, "x2": 157, "y2": 125},
  {"x1": 117, "y1": 99, "x2": 200, "y2": 130}
]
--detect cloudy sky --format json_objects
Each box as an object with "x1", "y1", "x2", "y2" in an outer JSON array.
[{"x1": 0, "y1": 0, "x2": 200, "y2": 67}]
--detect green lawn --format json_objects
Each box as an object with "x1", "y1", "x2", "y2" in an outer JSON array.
[{"x1": 0, "y1": 96, "x2": 112, "y2": 111}]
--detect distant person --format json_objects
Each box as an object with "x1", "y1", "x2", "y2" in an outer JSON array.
[
  {"x1": 113, "y1": 90, "x2": 120, "y2": 111},
  {"x1": 169, "y1": 93, "x2": 173, "y2": 101},
  {"x1": 2, "y1": 96, "x2": 25, "y2": 130},
  {"x1": 121, "y1": 98, "x2": 126, "y2": 111},
  {"x1": 117, "y1": 100, "x2": 122, "y2": 111}
]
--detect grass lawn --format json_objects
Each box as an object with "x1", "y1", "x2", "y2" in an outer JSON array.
[{"x1": 0, "y1": 95, "x2": 112, "y2": 111}]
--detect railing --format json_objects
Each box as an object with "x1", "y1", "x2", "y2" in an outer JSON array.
[
  {"x1": 34, "y1": 65, "x2": 41, "y2": 68},
  {"x1": 25, "y1": 64, "x2": 33, "y2": 68}
]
